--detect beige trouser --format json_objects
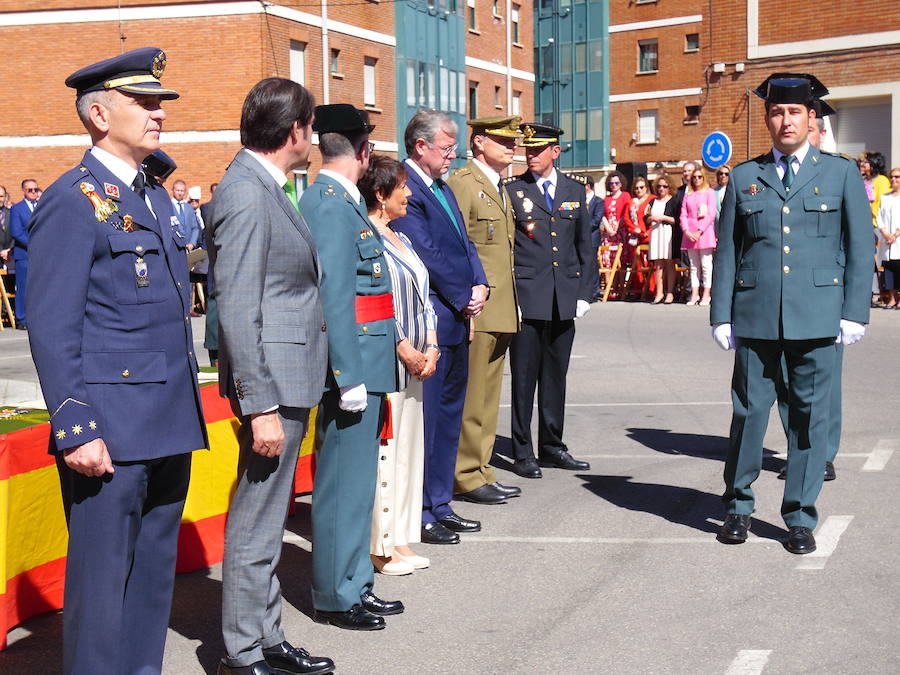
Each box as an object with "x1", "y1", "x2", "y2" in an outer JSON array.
[
  {"x1": 370, "y1": 378, "x2": 425, "y2": 556},
  {"x1": 454, "y1": 331, "x2": 513, "y2": 493}
]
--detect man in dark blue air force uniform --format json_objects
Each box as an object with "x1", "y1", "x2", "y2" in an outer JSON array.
[
  {"x1": 710, "y1": 74, "x2": 872, "y2": 555},
  {"x1": 27, "y1": 48, "x2": 207, "y2": 673}
]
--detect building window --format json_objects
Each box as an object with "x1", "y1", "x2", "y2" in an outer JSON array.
[
  {"x1": 494, "y1": 86, "x2": 501, "y2": 108},
  {"x1": 575, "y1": 42, "x2": 586, "y2": 72},
  {"x1": 289, "y1": 41, "x2": 306, "y2": 86},
  {"x1": 638, "y1": 110, "x2": 658, "y2": 143},
  {"x1": 467, "y1": 0, "x2": 477, "y2": 30},
  {"x1": 589, "y1": 39, "x2": 603, "y2": 71},
  {"x1": 512, "y1": 90, "x2": 521, "y2": 115},
  {"x1": 685, "y1": 33, "x2": 700, "y2": 52},
  {"x1": 364, "y1": 57, "x2": 377, "y2": 107},
  {"x1": 469, "y1": 81, "x2": 478, "y2": 117},
  {"x1": 511, "y1": 4, "x2": 521, "y2": 43},
  {"x1": 406, "y1": 60, "x2": 417, "y2": 106},
  {"x1": 638, "y1": 39, "x2": 658, "y2": 73},
  {"x1": 330, "y1": 49, "x2": 340, "y2": 76},
  {"x1": 589, "y1": 108, "x2": 603, "y2": 139},
  {"x1": 684, "y1": 105, "x2": 700, "y2": 124},
  {"x1": 492, "y1": 0, "x2": 501, "y2": 18}
]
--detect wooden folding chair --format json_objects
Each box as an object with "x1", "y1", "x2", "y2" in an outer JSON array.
[
  {"x1": 597, "y1": 244, "x2": 623, "y2": 302},
  {"x1": 623, "y1": 244, "x2": 653, "y2": 301},
  {"x1": 0, "y1": 269, "x2": 15, "y2": 330}
]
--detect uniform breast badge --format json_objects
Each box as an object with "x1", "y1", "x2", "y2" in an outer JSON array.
[
  {"x1": 521, "y1": 197, "x2": 533, "y2": 214},
  {"x1": 135, "y1": 257, "x2": 150, "y2": 287},
  {"x1": 742, "y1": 184, "x2": 764, "y2": 196},
  {"x1": 122, "y1": 214, "x2": 136, "y2": 232},
  {"x1": 525, "y1": 221, "x2": 536, "y2": 239},
  {"x1": 103, "y1": 183, "x2": 121, "y2": 199},
  {"x1": 487, "y1": 223, "x2": 495, "y2": 240},
  {"x1": 80, "y1": 181, "x2": 119, "y2": 222},
  {"x1": 373, "y1": 261, "x2": 383, "y2": 279}
]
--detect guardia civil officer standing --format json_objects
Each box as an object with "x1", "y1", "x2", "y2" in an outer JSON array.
[
  {"x1": 711, "y1": 75, "x2": 872, "y2": 554},
  {"x1": 505, "y1": 123, "x2": 598, "y2": 478},
  {"x1": 27, "y1": 48, "x2": 207, "y2": 673}
]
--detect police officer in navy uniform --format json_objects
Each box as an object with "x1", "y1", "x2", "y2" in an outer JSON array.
[
  {"x1": 27, "y1": 48, "x2": 207, "y2": 673},
  {"x1": 711, "y1": 74, "x2": 872, "y2": 554},
  {"x1": 505, "y1": 123, "x2": 598, "y2": 478}
]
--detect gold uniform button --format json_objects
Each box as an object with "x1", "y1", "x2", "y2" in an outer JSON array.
[
  {"x1": 362, "y1": 326, "x2": 369, "y2": 332},
  {"x1": 821, "y1": 204, "x2": 827, "y2": 211},
  {"x1": 334, "y1": 369, "x2": 341, "y2": 376},
  {"x1": 783, "y1": 246, "x2": 790, "y2": 254},
  {"x1": 122, "y1": 369, "x2": 130, "y2": 378},
  {"x1": 553, "y1": 262, "x2": 559, "y2": 267},
  {"x1": 135, "y1": 245, "x2": 144, "y2": 253},
  {"x1": 551, "y1": 231, "x2": 557, "y2": 237},
  {"x1": 552, "y1": 246, "x2": 558, "y2": 252},
  {"x1": 783, "y1": 266, "x2": 790, "y2": 274},
  {"x1": 550, "y1": 217, "x2": 556, "y2": 223},
  {"x1": 833, "y1": 278, "x2": 839, "y2": 284},
  {"x1": 783, "y1": 226, "x2": 790, "y2": 234},
  {"x1": 782, "y1": 206, "x2": 790, "y2": 214}
]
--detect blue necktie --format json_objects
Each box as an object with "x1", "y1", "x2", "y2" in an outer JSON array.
[
  {"x1": 542, "y1": 181, "x2": 554, "y2": 212},
  {"x1": 178, "y1": 201, "x2": 186, "y2": 224}
]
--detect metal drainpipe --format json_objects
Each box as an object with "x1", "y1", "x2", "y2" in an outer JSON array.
[{"x1": 321, "y1": 0, "x2": 330, "y2": 105}]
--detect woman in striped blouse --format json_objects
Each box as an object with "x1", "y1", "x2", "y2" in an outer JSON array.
[{"x1": 360, "y1": 155, "x2": 439, "y2": 576}]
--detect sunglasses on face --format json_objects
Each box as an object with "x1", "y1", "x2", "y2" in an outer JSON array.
[
  {"x1": 657, "y1": 184, "x2": 669, "y2": 189},
  {"x1": 892, "y1": 175, "x2": 900, "y2": 180},
  {"x1": 24, "y1": 187, "x2": 39, "y2": 193},
  {"x1": 717, "y1": 171, "x2": 729, "y2": 176},
  {"x1": 691, "y1": 175, "x2": 703, "y2": 180},
  {"x1": 608, "y1": 180, "x2": 621, "y2": 186}
]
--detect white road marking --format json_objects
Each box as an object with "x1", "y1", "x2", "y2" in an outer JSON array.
[
  {"x1": 772, "y1": 452, "x2": 870, "y2": 459},
  {"x1": 499, "y1": 401, "x2": 731, "y2": 408},
  {"x1": 457, "y1": 535, "x2": 771, "y2": 545},
  {"x1": 795, "y1": 515, "x2": 853, "y2": 571},
  {"x1": 862, "y1": 439, "x2": 896, "y2": 471},
  {"x1": 725, "y1": 650, "x2": 772, "y2": 675}
]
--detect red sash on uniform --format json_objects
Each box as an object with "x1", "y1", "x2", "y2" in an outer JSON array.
[{"x1": 355, "y1": 293, "x2": 394, "y2": 323}]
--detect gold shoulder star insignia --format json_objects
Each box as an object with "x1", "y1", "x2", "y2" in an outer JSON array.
[
  {"x1": 56, "y1": 429, "x2": 67, "y2": 440},
  {"x1": 72, "y1": 424, "x2": 83, "y2": 435},
  {"x1": 89, "y1": 420, "x2": 97, "y2": 430}
]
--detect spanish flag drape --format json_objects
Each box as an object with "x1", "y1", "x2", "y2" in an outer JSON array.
[{"x1": 0, "y1": 385, "x2": 316, "y2": 650}]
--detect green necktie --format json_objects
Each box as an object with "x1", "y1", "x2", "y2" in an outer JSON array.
[
  {"x1": 283, "y1": 180, "x2": 300, "y2": 213},
  {"x1": 782, "y1": 155, "x2": 795, "y2": 189},
  {"x1": 431, "y1": 180, "x2": 463, "y2": 239}
]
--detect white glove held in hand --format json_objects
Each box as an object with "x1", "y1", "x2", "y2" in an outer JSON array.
[
  {"x1": 339, "y1": 383, "x2": 368, "y2": 412},
  {"x1": 575, "y1": 299, "x2": 591, "y2": 319},
  {"x1": 712, "y1": 323, "x2": 736, "y2": 351},
  {"x1": 837, "y1": 319, "x2": 866, "y2": 345}
]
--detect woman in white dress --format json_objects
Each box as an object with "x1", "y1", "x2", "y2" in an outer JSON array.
[
  {"x1": 646, "y1": 176, "x2": 677, "y2": 304},
  {"x1": 876, "y1": 168, "x2": 900, "y2": 308}
]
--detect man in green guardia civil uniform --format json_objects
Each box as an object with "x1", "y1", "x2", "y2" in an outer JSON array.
[
  {"x1": 710, "y1": 74, "x2": 872, "y2": 555},
  {"x1": 447, "y1": 115, "x2": 522, "y2": 506}
]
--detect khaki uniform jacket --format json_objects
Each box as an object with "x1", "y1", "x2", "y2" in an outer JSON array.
[{"x1": 447, "y1": 161, "x2": 519, "y2": 333}]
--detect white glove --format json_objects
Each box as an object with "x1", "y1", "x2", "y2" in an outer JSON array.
[
  {"x1": 712, "y1": 323, "x2": 736, "y2": 351},
  {"x1": 339, "y1": 383, "x2": 368, "y2": 412},
  {"x1": 575, "y1": 299, "x2": 591, "y2": 319},
  {"x1": 836, "y1": 319, "x2": 866, "y2": 345},
  {"x1": 517, "y1": 305, "x2": 523, "y2": 323}
]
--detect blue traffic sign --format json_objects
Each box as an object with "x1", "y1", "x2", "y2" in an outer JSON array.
[{"x1": 702, "y1": 131, "x2": 732, "y2": 169}]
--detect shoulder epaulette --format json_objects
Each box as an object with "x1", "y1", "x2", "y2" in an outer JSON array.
[
  {"x1": 820, "y1": 149, "x2": 854, "y2": 162},
  {"x1": 562, "y1": 171, "x2": 587, "y2": 185},
  {"x1": 451, "y1": 167, "x2": 470, "y2": 177},
  {"x1": 501, "y1": 175, "x2": 517, "y2": 186}
]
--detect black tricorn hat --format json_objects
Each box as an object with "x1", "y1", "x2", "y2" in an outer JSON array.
[
  {"x1": 312, "y1": 104, "x2": 375, "y2": 135},
  {"x1": 753, "y1": 73, "x2": 830, "y2": 110}
]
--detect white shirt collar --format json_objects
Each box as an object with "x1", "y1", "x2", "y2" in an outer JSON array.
[
  {"x1": 244, "y1": 149, "x2": 289, "y2": 188},
  {"x1": 90, "y1": 145, "x2": 139, "y2": 187},
  {"x1": 772, "y1": 141, "x2": 810, "y2": 169},
  {"x1": 532, "y1": 168, "x2": 558, "y2": 191},
  {"x1": 471, "y1": 158, "x2": 502, "y2": 192},
  {"x1": 318, "y1": 169, "x2": 361, "y2": 204},
  {"x1": 405, "y1": 157, "x2": 436, "y2": 188}
]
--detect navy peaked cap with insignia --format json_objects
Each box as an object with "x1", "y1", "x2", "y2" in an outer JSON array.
[
  {"x1": 752, "y1": 73, "x2": 830, "y2": 111},
  {"x1": 66, "y1": 47, "x2": 179, "y2": 99},
  {"x1": 313, "y1": 104, "x2": 375, "y2": 135},
  {"x1": 519, "y1": 122, "x2": 564, "y2": 147}
]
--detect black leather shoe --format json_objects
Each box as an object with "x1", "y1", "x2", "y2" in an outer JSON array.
[
  {"x1": 491, "y1": 482, "x2": 522, "y2": 498},
  {"x1": 512, "y1": 458, "x2": 542, "y2": 478},
  {"x1": 360, "y1": 591, "x2": 404, "y2": 616},
  {"x1": 777, "y1": 466, "x2": 787, "y2": 480},
  {"x1": 455, "y1": 483, "x2": 507, "y2": 505},
  {"x1": 717, "y1": 514, "x2": 751, "y2": 544},
  {"x1": 421, "y1": 521, "x2": 460, "y2": 544},
  {"x1": 262, "y1": 641, "x2": 334, "y2": 674},
  {"x1": 785, "y1": 526, "x2": 816, "y2": 554},
  {"x1": 15, "y1": 324, "x2": 26, "y2": 331},
  {"x1": 439, "y1": 512, "x2": 481, "y2": 533},
  {"x1": 313, "y1": 605, "x2": 385, "y2": 631},
  {"x1": 218, "y1": 660, "x2": 275, "y2": 674},
  {"x1": 824, "y1": 461, "x2": 836, "y2": 481},
  {"x1": 539, "y1": 449, "x2": 590, "y2": 471}
]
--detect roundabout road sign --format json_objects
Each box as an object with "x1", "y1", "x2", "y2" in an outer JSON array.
[{"x1": 702, "y1": 131, "x2": 732, "y2": 169}]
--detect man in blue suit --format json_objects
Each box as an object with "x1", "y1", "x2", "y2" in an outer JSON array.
[
  {"x1": 301, "y1": 104, "x2": 403, "y2": 631},
  {"x1": 392, "y1": 109, "x2": 490, "y2": 545},
  {"x1": 9, "y1": 178, "x2": 40, "y2": 329},
  {"x1": 170, "y1": 178, "x2": 201, "y2": 249},
  {"x1": 27, "y1": 48, "x2": 207, "y2": 673}
]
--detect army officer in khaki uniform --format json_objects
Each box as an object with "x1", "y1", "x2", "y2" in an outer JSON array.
[
  {"x1": 711, "y1": 74, "x2": 872, "y2": 555},
  {"x1": 448, "y1": 116, "x2": 522, "y2": 505}
]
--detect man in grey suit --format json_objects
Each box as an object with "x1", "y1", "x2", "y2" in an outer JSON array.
[{"x1": 208, "y1": 78, "x2": 334, "y2": 675}]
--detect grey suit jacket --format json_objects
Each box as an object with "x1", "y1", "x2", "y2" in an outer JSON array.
[{"x1": 207, "y1": 149, "x2": 328, "y2": 415}]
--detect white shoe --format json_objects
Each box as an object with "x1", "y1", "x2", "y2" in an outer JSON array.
[
  {"x1": 371, "y1": 556, "x2": 414, "y2": 576},
  {"x1": 396, "y1": 552, "x2": 430, "y2": 569},
  {"x1": 698, "y1": 298, "x2": 710, "y2": 306}
]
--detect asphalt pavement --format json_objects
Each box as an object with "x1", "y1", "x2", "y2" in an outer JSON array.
[{"x1": 2, "y1": 301, "x2": 898, "y2": 674}]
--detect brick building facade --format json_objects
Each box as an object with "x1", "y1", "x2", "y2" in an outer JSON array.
[{"x1": 0, "y1": 0, "x2": 533, "y2": 198}]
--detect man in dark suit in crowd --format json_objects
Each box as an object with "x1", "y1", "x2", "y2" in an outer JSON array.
[
  {"x1": 9, "y1": 178, "x2": 40, "y2": 329},
  {"x1": 711, "y1": 74, "x2": 872, "y2": 554},
  {"x1": 26, "y1": 47, "x2": 207, "y2": 674},
  {"x1": 585, "y1": 175, "x2": 605, "y2": 301},
  {"x1": 504, "y1": 123, "x2": 597, "y2": 479},
  {"x1": 171, "y1": 178, "x2": 201, "y2": 250},
  {"x1": 392, "y1": 108, "x2": 489, "y2": 544},
  {"x1": 209, "y1": 78, "x2": 334, "y2": 674},
  {"x1": 0, "y1": 185, "x2": 12, "y2": 269}
]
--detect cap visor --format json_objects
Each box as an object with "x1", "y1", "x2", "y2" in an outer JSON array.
[{"x1": 119, "y1": 83, "x2": 180, "y2": 100}]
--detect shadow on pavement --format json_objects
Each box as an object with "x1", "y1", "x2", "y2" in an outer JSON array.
[
  {"x1": 576, "y1": 473, "x2": 787, "y2": 541},
  {"x1": 624, "y1": 427, "x2": 786, "y2": 474}
]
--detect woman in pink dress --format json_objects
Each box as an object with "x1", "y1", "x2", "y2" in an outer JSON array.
[{"x1": 679, "y1": 168, "x2": 718, "y2": 306}]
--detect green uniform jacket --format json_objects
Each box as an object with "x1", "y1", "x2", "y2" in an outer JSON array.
[
  {"x1": 711, "y1": 147, "x2": 873, "y2": 339},
  {"x1": 301, "y1": 174, "x2": 398, "y2": 394},
  {"x1": 447, "y1": 161, "x2": 519, "y2": 333}
]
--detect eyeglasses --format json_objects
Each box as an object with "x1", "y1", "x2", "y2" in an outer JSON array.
[
  {"x1": 691, "y1": 175, "x2": 703, "y2": 180},
  {"x1": 717, "y1": 171, "x2": 730, "y2": 176},
  {"x1": 891, "y1": 175, "x2": 900, "y2": 180},
  {"x1": 657, "y1": 184, "x2": 669, "y2": 189},
  {"x1": 24, "y1": 187, "x2": 39, "y2": 193},
  {"x1": 635, "y1": 184, "x2": 646, "y2": 190},
  {"x1": 608, "y1": 180, "x2": 621, "y2": 186},
  {"x1": 425, "y1": 140, "x2": 458, "y2": 158}
]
